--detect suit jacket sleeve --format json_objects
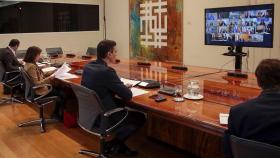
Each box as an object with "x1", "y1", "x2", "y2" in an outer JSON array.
[
  {"x1": 27, "y1": 65, "x2": 51, "y2": 85},
  {"x1": 3, "y1": 50, "x2": 22, "y2": 71},
  {"x1": 222, "y1": 108, "x2": 236, "y2": 158},
  {"x1": 43, "y1": 69, "x2": 55, "y2": 77},
  {"x1": 106, "y1": 68, "x2": 133, "y2": 101}
]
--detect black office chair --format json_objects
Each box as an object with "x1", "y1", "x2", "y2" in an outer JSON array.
[
  {"x1": 0, "y1": 61, "x2": 23, "y2": 104},
  {"x1": 46, "y1": 47, "x2": 63, "y2": 58},
  {"x1": 230, "y1": 135, "x2": 280, "y2": 158},
  {"x1": 86, "y1": 47, "x2": 97, "y2": 56},
  {"x1": 71, "y1": 83, "x2": 129, "y2": 158},
  {"x1": 18, "y1": 67, "x2": 58, "y2": 133},
  {"x1": 16, "y1": 50, "x2": 27, "y2": 59}
]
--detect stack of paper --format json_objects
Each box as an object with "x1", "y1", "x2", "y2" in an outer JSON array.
[
  {"x1": 54, "y1": 63, "x2": 77, "y2": 79},
  {"x1": 120, "y1": 78, "x2": 140, "y2": 87},
  {"x1": 219, "y1": 113, "x2": 229, "y2": 125},
  {"x1": 131, "y1": 87, "x2": 148, "y2": 97},
  {"x1": 55, "y1": 73, "x2": 78, "y2": 80}
]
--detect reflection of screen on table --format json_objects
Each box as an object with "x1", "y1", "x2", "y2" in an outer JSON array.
[{"x1": 205, "y1": 4, "x2": 274, "y2": 48}]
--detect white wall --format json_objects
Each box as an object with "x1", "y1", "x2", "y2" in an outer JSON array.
[
  {"x1": 105, "y1": 0, "x2": 280, "y2": 72},
  {"x1": 0, "y1": 0, "x2": 104, "y2": 56},
  {"x1": 105, "y1": 0, "x2": 130, "y2": 59}
]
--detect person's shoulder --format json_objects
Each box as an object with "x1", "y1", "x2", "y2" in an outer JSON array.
[
  {"x1": 83, "y1": 61, "x2": 111, "y2": 78},
  {"x1": 3, "y1": 48, "x2": 14, "y2": 58},
  {"x1": 231, "y1": 98, "x2": 258, "y2": 114},
  {"x1": 84, "y1": 61, "x2": 107, "y2": 71},
  {"x1": 107, "y1": 66, "x2": 116, "y2": 73},
  {"x1": 228, "y1": 99, "x2": 257, "y2": 127},
  {"x1": 99, "y1": 66, "x2": 117, "y2": 79},
  {"x1": 24, "y1": 62, "x2": 36, "y2": 70},
  {"x1": 1, "y1": 48, "x2": 10, "y2": 54}
]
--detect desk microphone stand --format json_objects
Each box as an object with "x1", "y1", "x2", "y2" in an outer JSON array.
[{"x1": 222, "y1": 46, "x2": 248, "y2": 78}]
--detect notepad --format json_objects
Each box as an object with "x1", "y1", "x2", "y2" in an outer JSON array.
[
  {"x1": 131, "y1": 87, "x2": 148, "y2": 97},
  {"x1": 219, "y1": 113, "x2": 229, "y2": 125},
  {"x1": 120, "y1": 78, "x2": 140, "y2": 87}
]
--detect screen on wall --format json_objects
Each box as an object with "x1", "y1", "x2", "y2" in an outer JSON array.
[
  {"x1": 205, "y1": 4, "x2": 274, "y2": 48},
  {"x1": 0, "y1": 1, "x2": 99, "y2": 34}
]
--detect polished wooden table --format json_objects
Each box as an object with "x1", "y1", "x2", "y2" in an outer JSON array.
[{"x1": 53, "y1": 57, "x2": 261, "y2": 158}]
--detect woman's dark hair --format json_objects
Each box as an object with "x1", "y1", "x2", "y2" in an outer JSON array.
[
  {"x1": 9, "y1": 39, "x2": 20, "y2": 47},
  {"x1": 23, "y1": 46, "x2": 42, "y2": 63},
  {"x1": 255, "y1": 59, "x2": 280, "y2": 89},
  {"x1": 97, "y1": 40, "x2": 116, "y2": 59}
]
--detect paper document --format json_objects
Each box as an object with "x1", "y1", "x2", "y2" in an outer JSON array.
[
  {"x1": 53, "y1": 62, "x2": 71, "y2": 77},
  {"x1": 138, "y1": 81, "x2": 149, "y2": 87},
  {"x1": 121, "y1": 78, "x2": 140, "y2": 87},
  {"x1": 55, "y1": 73, "x2": 78, "y2": 80},
  {"x1": 42, "y1": 67, "x2": 57, "y2": 73},
  {"x1": 131, "y1": 87, "x2": 148, "y2": 97},
  {"x1": 219, "y1": 113, "x2": 229, "y2": 125}
]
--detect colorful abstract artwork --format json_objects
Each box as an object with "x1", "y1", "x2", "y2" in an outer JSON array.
[{"x1": 129, "y1": 0, "x2": 183, "y2": 62}]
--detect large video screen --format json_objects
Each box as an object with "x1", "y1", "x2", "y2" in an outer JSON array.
[
  {"x1": 0, "y1": 1, "x2": 99, "y2": 34},
  {"x1": 205, "y1": 4, "x2": 274, "y2": 48}
]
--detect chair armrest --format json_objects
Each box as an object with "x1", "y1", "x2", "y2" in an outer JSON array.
[
  {"x1": 105, "y1": 108, "x2": 129, "y2": 133},
  {"x1": 32, "y1": 84, "x2": 53, "y2": 101},
  {"x1": 6, "y1": 75, "x2": 21, "y2": 84},
  {"x1": 5, "y1": 70, "x2": 20, "y2": 75},
  {"x1": 104, "y1": 107, "x2": 126, "y2": 117},
  {"x1": 35, "y1": 96, "x2": 57, "y2": 106},
  {"x1": 32, "y1": 84, "x2": 52, "y2": 90},
  {"x1": 4, "y1": 70, "x2": 20, "y2": 83}
]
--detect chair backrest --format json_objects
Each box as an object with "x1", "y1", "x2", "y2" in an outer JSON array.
[
  {"x1": 230, "y1": 135, "x2": 280, "y2": 158},
  {"x1": 0, "y1": 48, "x2": 5, "y2": 52},
  {"x1": 0, "y1": 61, "x2": 6, "y2": 82},
  {"x1": 16, "y1": 50, "x2": 27, "y2": 59},
  {"x1": 71, "y1": 83, "x2": 105, "y2": 132},
  {"x1": 19, "y1": 67, "x2": 35, "y2": 102},
  {"x1": 46, "y1": 47, "x2": 63, "y2": 56},
  {"x1": 86, "y1": 47, "x2": 97, "y2": 56}
]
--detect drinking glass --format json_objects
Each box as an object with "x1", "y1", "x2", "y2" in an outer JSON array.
[{"x1": 186, "y1": 80, "x2": 200, "y2": 97}]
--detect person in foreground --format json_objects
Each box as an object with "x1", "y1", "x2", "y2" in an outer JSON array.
[
  {"x1": 223, "y1": 59, "x2": 280, "y2": 158},
  {"x1": 81, "y1": 40, "x2": 146, "y2": 156},
  {"x1": 23, "y1": 46, "x2": 64, "y2": 120}
]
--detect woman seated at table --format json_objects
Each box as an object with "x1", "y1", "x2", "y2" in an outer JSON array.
[{"x1": 23, "y1": 46, "x2": 64, "y2": 120}]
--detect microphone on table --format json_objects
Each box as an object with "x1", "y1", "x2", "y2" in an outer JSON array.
[
  {"x1": 81, "y1": 55, "x2": 92, "y2": 60},
  {"x1": 66, "y1": 53, "x2": 76, "y2": 58},
  {"x1": 171, "y1": 65, "x2": 188, "y2": 71},
  {"x1": 137, "y1": 61, "x2": 151, "y2": 66}
]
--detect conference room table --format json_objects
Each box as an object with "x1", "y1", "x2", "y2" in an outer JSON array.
[{"x1": 51, "y1": 56, "x2": 261, "y2": 158}]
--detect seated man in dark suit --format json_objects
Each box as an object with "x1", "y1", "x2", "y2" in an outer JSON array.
[
  {"x1": 223, "y1": 59, "x2": 280, "y2": 158},
  {"x1": 81, "y1": 40, "x2": 146, "y2": 156},
  {"x1": 0, "y1": 39, "x2": 23, "y2": 94},
  {"x1": 0, "y1": 39, "x2": 23, "y2": 72}
]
